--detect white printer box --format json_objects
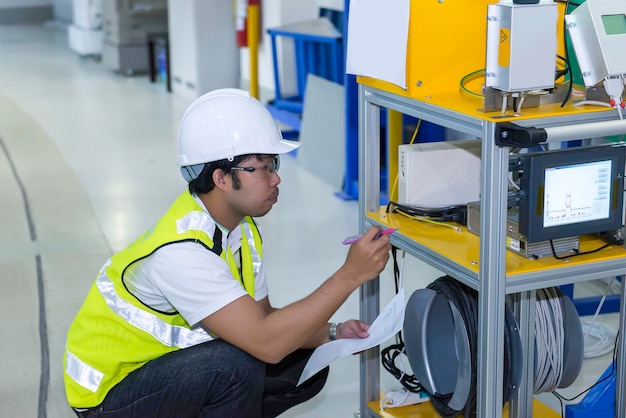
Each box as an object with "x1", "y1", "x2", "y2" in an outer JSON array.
[
  {"x1": 398, "y1": 140, "x2": 482, "y2": 207},
  {"x1": 68, "y1": 24, "x2": 103, "y2": 55},
  {"x1": 73, "y1": 0, "x2": 103, "y2": 30}
]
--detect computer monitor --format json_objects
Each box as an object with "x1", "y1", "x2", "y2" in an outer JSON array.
[{"x1": 518, "y1": 145, "x2": 625, "y2": 243}]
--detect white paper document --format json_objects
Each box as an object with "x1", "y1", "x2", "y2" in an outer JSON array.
[
  {"x1": 298, "y1": 288, "x2": 405, "y2": 386},
  {"x1": 346, "y1": 0, "x2": 410, "y2": 88}
]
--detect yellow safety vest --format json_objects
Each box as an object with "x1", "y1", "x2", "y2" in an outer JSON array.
[{"x1": 63, "y1": 191, "x2": 263, "y2": 408}]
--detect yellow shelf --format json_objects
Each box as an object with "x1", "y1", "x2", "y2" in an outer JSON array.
[
  {"x1": 367, "y1": 207, "x2": 626, "y2": 277},
  {"x1": 367, "y1": 399, "x2": 559, "y2": 418},
  {"x1": 359, "y1": 80, "x2": 612, "y2": 124}
]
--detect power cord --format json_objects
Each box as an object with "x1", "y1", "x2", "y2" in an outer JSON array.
[
  {"x1": 381, "y1": 247, "x2": 423, "y2": 393},
  {"x1": 381, "y1": 342, "x2": 422, "y2": 393},
  {"x1": 382, "y1": 387, "x2": 430, "y2": 408},
  {"x1": 581, "y1": 277, "x2": 618, "y2": 359},
  {"x1": 581, "y1": 320, "x2": 616, "y2": 359},
  {"x1": 549, "y1": 239, "x2": 611, "y2": 260},
  {"x1": 386, "y1": 201, "x2": 468, "y2": 227},
  {"x1": 552, "y1": 329, "x2": 619, "y2": 418},
  {"x1": 389, "y1": 119, "x2": 421, "y2": 202},
  {"x1": 558, "y1": 0, "x2": 575, "y2": 108},
  {"x1": 459, "y1": 69, "x2": 485, "y2": 99}
]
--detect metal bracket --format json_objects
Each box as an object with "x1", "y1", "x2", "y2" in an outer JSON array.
[{"x1": 495, "y1": 122, "x2": 547, "y2": 148}]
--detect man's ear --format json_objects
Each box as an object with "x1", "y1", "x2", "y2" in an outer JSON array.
[{"x1": 212, "y1": 168, "x2": 228, "y2": 190}]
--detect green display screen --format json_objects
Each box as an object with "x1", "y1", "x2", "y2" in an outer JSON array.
[{"x1": 602, "y1": 14, "x2": 626, "y2": 35}]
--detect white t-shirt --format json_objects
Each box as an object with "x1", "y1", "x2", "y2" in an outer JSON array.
[{"x1": 123, "y1": 200, "x2": 269, "y2": 328}]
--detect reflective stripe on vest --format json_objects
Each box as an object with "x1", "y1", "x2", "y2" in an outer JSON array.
[
  {"x1": 242, "y1": 221, "x2": 262, "y2": 277},
  {"x1": 65, "y1": 348, "x2": 104, "y2": 393},
  {"x1": 97, "y1": 270, "x2": 214, "y2": 348},
  {"x1": 65, "y1": 267, "x2": 215, "y2": 393},
  {"x1": 177, "y1": 211, "x2": 262, "y2": 281},
  {"x1": 176, "y1": 211, "x2": 217, "y2": 239}
]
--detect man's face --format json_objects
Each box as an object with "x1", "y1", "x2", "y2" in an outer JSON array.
[{"x1": 226, "y1": 154, "x2": 281, "y2": 218}]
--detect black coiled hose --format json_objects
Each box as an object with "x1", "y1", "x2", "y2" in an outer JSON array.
[{"x1": 426, "y1": 276, "x2": 515, "y2": 418}]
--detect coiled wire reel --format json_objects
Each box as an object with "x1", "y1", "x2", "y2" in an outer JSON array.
[
  {"x1": 403, "y1": 277, "x2": 584, "y2": 417},
  {"x1": 403, "y1": 276, "x2": 522, "y2": 417},
  {"x1": 533, "y1": 286, "x2": 584, "y2": 393}
]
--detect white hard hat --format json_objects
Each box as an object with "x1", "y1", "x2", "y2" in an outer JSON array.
[{"x1": 177, "y1": 88, "x2": 300, "y2": 167}]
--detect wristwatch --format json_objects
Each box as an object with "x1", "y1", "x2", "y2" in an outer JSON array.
[{"x1": 329, "y1": 322, "x2": 341, "y2": 341}]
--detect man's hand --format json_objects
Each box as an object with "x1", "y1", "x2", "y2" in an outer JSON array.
[
  {"x1": 337, "y1": 319, "x2": 370, "y2": 340},
  {"x1": 341, "y1": 226, "x2": 392, "y2": 287}
]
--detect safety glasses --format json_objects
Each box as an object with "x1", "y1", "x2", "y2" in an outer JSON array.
[{"x1": 230, "y1": 155, "x2": 280, "y2": 179}]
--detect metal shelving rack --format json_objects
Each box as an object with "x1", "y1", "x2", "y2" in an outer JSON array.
[{"x1": 357, "y1": 84, "x2": 626, "y2": 418}]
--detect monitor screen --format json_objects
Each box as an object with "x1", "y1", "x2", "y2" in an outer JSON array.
[
  {"x1": 602, "y1": 14, "x2": 626, "y2": 35},
  {"x1": 519, "y1": 145, "x2": 625, "y2": 243},
  {"x1": 543, "y1": 160, "x2": 612, "y2": 228}
]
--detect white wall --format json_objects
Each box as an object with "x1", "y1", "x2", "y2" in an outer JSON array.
[
  {"x1": 52, "y1": 0, "x2": 72, "y2": 23},
  {"x1": 240, "y1": 0, "x2": 345, "y2": 102},
  {"x1": 0, "y1": 0, "x2": 51, "y2": 8}
]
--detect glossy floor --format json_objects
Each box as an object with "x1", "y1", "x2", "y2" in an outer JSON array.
[{"x1": 0, "y1": 23, "x2": 620, "y2": 418}]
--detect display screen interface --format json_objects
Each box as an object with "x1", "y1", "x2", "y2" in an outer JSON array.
[
  {"x1": 602, "y1": 14, "x2": 626, "y2": 35},
  {"x1": 543, "y1": 160, "x2": 612, "y2": 228}
]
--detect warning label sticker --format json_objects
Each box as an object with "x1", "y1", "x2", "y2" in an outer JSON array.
[{"x1": 499, "y1": 28, "x2": 510, "y2": 68}]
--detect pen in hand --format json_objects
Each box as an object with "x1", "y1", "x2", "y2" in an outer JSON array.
[{"x1": 342, "y1": 228, "x2": 399, "y2": 245}]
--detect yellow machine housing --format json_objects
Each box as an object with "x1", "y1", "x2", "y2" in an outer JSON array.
[{"x1": 356, "y1": 0, "x2": 582, "y2": 122}]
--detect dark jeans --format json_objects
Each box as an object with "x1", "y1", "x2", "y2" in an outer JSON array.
[{"x1": 74, "y1": 339, "x2": 329, "y2": 418}]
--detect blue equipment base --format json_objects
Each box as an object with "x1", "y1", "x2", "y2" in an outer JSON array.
[
  {"x1": 566, "y1": 362, "x2": 615, "y2": 418},
  {"x1": 338, "y1": 181, "x2": 358, "y2": 201}
]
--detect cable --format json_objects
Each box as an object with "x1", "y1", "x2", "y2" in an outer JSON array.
[
  {"x1": 394, "y1": 209, "x2": 463, "y2": 232},
  {"x1": 381, "y1": 343, "x2": 422, "y2": 393},
  {"x1": 606, "y1": 276, "x2": 622, "y2": 294},
  {"x1": 534, "y1": 287, "x2": 565, "y2": 393},
  {"x1": 581, "y1": 277, "x2": 618, "y2": 359},
  {"x1": 573, "y1": 100, "x2": 613, "y2": 108},
  {"x1": 555, "y1": 54, "x2": 570, "y2": 81},
  {"x1": 545, "y1": 276, "x2": 620, "y2": 416},
  {"x1": 389, "y1": 119, "x2": 421, "y2": 202},
  {"x1": 386, "y1": 201, "x2": 467, "y2": 228},
  {"x1": 552, "y1": 329, "x2": 619, "y2": 418},
  {"x1": 596, "y1": 230, "x2": 624, "y2": 246},
  {"x1": 381, "y1": 247, "x2": 423, "y2": 393},
  {"x1": 549, "y1": 239, "x2": 611, "y2": 260},
  {"x1": 382, "y1": 387, "x2": 430, "y2": 408},
  {"x1": 459, "y1": 69, "x2": 485, "y2": 99},
  {"x1": 559, "y1": 0, "x2": 574, "y2": 108},
  {"x1": 581, "y1": 320, "x2": 616, "y2": 359},
  {"x1": 508, "y1": 171, "x2": 521, "y2": 191}
]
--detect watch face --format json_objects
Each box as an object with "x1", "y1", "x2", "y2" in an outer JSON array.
[{"x1": 329, "y1": 323, "x2": 340, "y2": 341}]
